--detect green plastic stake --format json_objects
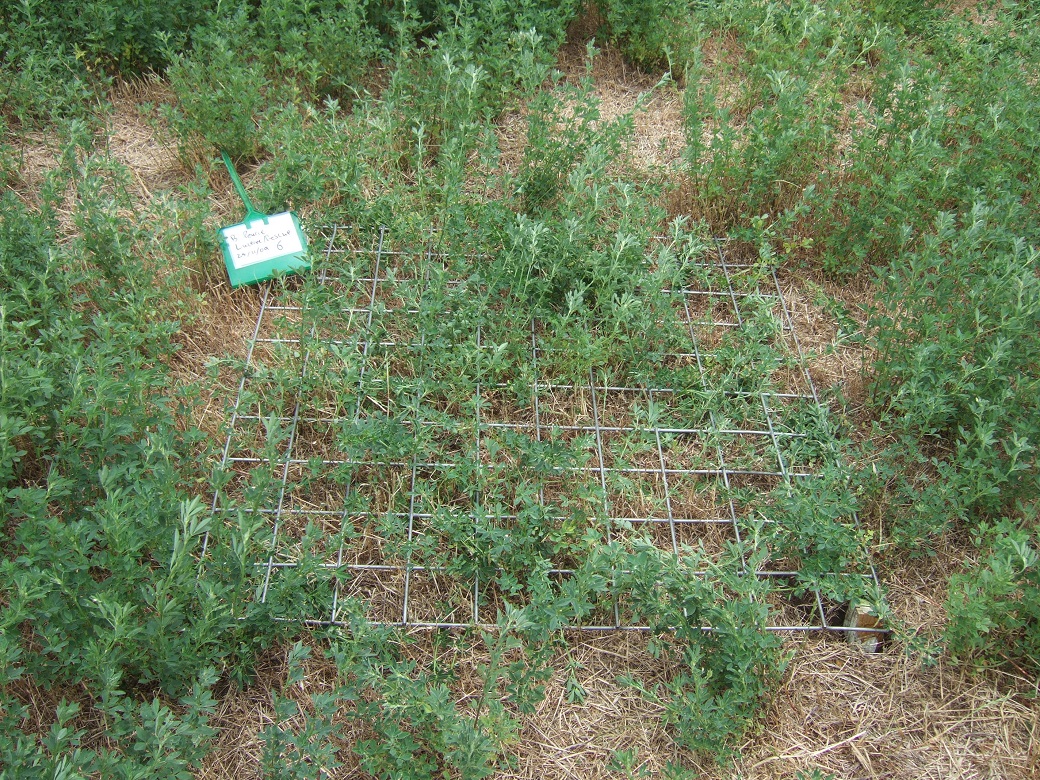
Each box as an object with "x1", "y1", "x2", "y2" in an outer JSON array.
[{"x1": 217, "y1": 150, "x2": 310, "y2": 288}]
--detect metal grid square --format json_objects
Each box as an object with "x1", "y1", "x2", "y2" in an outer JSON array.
[{"x1": 208, "y1": 226, "x2": 880, "y2": 636}]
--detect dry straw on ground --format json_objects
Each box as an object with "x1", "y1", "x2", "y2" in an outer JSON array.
[
  {"x1": 196, "y1": 631, "x2": 1039, "y2": 779},
  {"x1": 731, "y1": 640, "x2": 1038, "y2": 780},
  {"x1": 105, "y1": 78, "x2": 186, "y2": 198}
]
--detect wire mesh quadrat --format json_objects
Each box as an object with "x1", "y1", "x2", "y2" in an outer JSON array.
[{"x1": 208, "y1": 225, "x2": 880, "y2": 635}]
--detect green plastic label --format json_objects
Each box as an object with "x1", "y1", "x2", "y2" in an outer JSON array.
[{"x1": 219, "y1": 211, "x2": 310, "y2": 287}]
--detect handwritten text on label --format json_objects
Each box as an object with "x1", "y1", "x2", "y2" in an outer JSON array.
[{"x1": 222, "y1": 212, "x2": 304, "y2": 269}]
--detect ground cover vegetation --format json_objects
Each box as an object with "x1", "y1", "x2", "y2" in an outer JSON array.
[{"x1": 1, "y1": 0, "x2": 1038, "y2": 776}]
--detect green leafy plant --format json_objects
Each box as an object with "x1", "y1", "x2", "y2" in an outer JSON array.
[
  {"x1": 494, "y1": 74, "x2": 674, "y2": 342},
  {"x1": 0, "y1": 130, "x2": 287, "y2": 775},
  {"x1": 1, "y1": 0, "x2": 215, "y2": 73},
  {"x1": 605, "y1": 540, "x2": 787, "y2": 762},
  {"x1": 945, "y1": 518, "x2": 1039, "y2": 670},
  {"x1": 597, "y1": 0, "x2": 696, "y2": 70},
  {"x1": 812, "y1": 7, "x2": 1040, "y2": 273},
  {"x1": 867, "y1": 206, "x2": 1040, "y2": 550},
  {"x1": 253, "y1": 0, "x2": 381, "y2": 102},
  {"x1": 679, "y1": 0, "x2": 869, "y2": 233},
  {"x1": 765, "y1": 467, "x2": 874, "y2": 604},
  {"x1": 164, "y1": 13, "x2": 270, "y2": 162}
]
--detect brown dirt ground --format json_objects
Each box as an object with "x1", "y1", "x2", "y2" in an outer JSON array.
[{"x1": 9, "y1": 20, "x2": 1037, "y2": 780}]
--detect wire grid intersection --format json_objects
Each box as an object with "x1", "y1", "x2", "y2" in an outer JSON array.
[{"x1": 209, "y1": 225, "x2": 879, "y2": 635}]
